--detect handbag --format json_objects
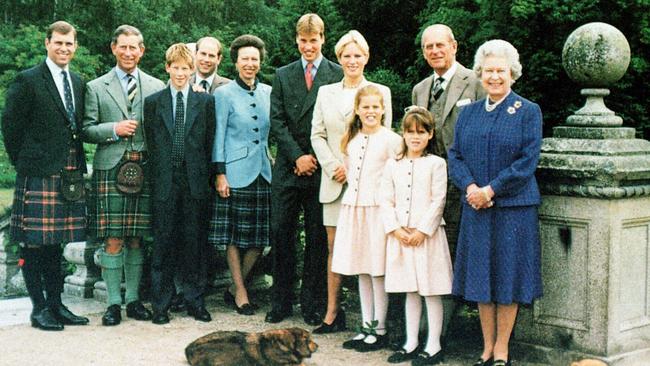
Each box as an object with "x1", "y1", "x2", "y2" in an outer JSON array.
[
  {"x1": 115, "y1": 159, "x2": 145, "y2": 195},
  {"x1": 60, "y1": 169, "x2": 84, "y2": 202}
]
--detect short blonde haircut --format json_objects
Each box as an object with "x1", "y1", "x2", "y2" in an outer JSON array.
[
  {"x1": 296, "y1": 13, "x2": 325, "y2": 37},
  {"x1": 165, "y1": 43, "x2": 194, "y2": 67},
  {"x1": 473, "y1": 39, "x2": 522, "y2": 81},
  {"x1": 334, "y1": 30, "x2": 369, "y2": 60}
]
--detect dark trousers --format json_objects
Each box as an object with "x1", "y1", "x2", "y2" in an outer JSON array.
[
  {"x1": 269, "y1": 182, "x2": 327, "y2": 314},
  {"x1": 150, "y1": 169, "x2": 208, "y2": 312}
]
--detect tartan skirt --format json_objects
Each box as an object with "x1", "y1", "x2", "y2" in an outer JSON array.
[
  {"x1": 89, "y1": 151, "x2": 151, "y2": 239},
  {"x1": 208, "y1": 176, "x2": 270, "y2": 250}
]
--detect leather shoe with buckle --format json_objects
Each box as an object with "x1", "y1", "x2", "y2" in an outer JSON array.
[
  {"x1": 152, "y1": 311, "x2": 170, "y2": 325},
  {"x1": 412, "y1": 350, "x2": 444, "y2": 365},
  {"x1": 265, "y1": 306, "x2": 292, "y2": 323},
  {"x1": 102, "y1": 304, "x2": 122, "y2": 326},
  {"x1": 126, "y1": 301, "x2": 152, "y2": 321},
  {"x1": 52, "y1": 304, "x2": 89, "y2": 325},
  {"x1": 31, "y1": 308, "x2": 64, "y2": 331},
  {"x1": 187, "y1": 306, "x2": 212, "y2": 322}
]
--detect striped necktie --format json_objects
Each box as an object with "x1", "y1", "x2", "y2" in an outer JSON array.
[
  {"x1": 61, "y1": 70, "x2": 76, "y2": 130},
  {"x1": 200, "y1": 80, "x2": 210, "y2": 93},
  {"x1": 432, "y1": 76, "x2": 445, "y2": 101},
  {"x1": 126, "y1": 74, "x2": 138, "y2": 106}
]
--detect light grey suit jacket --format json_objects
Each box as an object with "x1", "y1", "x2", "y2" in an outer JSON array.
[
  {"x1": 82, "y1": 68, "x2": 165, "y2": 170},
  {"x1": 412, "y1": 63, "x2": 484, "y2": 158},
  {"x1": 190, "y1": 73, "x2": 230, "y2": 94},
  {"x1": 311, "y1": 79, "x2": 392, "y2": 204}
]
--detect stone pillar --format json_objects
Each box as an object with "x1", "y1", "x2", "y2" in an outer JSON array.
[
  {"x1": 514, "y1": 23, "x2": 650, "y2": 365},
  {"x1": 0, "y1": 216, "x2": 27, "y2": 297},
  {"x1": 63, "y1": 240, "x2": 101, "y2": 298}
]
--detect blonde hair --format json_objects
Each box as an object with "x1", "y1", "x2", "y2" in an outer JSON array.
[
  {"x1": 296, "y1": 13, "x2": 325, "y2": 37},
  {"x1": 334, "y1": 30, "x2": 369, "y2": 60},
  {"x1": 340, "y1": 85, "x2": 384, "y2": 154},
  {"x1": 165, "y1": 43, "x2": 194, "y2": 67}
]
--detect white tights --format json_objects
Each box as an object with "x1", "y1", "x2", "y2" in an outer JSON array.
[
  {"x1": 404, "y1": 292, "x2": 443, "y2": 355},
  {"x1": 358, "y1": 274, "x2": 388, "y2": 342}
]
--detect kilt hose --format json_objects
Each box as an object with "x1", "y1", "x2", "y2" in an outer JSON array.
[{"x1": 89, "y1": 151, "x2": 152, "y2": 240}]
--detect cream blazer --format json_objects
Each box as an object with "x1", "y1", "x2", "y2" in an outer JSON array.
[
  {"x1": 311, "y1": 79, "x2": 392, "y2": 203},
  {"x1": 341, "y1": 127, "x2": 402, "y2": 206},
  {"x1": 380, "y1": 155, "x2": 447, "y2": 236}
]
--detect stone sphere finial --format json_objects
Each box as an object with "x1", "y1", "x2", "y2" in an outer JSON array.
[{"x1": 562, "y1": 22, "x2": 630, "y2": 88}]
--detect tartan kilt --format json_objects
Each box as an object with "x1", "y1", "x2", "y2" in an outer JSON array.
[
  {"x1": 208, "y1": 175, "x2": 270, "y2": 250},
  {"x1": 10, "y1": 174, "x2": 87, "y2": 246},
  {"x1": 89, "y1": 151, "x2": 151, "y2": 239}
]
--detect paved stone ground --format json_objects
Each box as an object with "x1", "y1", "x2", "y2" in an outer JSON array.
[{"x1": 0, "y1": 291, "x2": 552, "y2": 366}]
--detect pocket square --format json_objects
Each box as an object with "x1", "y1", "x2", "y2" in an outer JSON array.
[{"x1": 456, "y1": 98, "x2": 471, "y2": 107}]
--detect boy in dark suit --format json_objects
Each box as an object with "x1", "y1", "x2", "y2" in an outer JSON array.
[{"x1": 144, "y1": 43, "x2": 215, "y2": 324}]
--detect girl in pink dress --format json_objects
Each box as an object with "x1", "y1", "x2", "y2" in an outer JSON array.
[
  {"x1": 331, "y1": 85, "x2": 402, "y2": 352},
  {"x1": 380, "y1": 107, "x2": 453, "y2": 365}
]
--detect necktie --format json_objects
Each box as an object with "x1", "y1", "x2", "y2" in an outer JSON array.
[
  {"x1": 200, "y1": 80, "x2": 210, "y2": 93},
  {"x1": 171, "y1": 92, "x2": 185, "y2": 166},
  {"x1": 126, "y1": 74, "x2": 138, "y2": 106},
  {"x1": 305, "y1": 63, "x2": 313, "y2": 91},
  {"x1": 432, "y1": 76, "x2": 445, "y2": 101},
  {"x1": 61, "y1": 71, "x2": 76, "y2": 130}
]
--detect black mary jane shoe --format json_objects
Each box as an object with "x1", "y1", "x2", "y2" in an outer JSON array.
[
  {"x1": 312, "y1": 310, "x2": 346, "y2": 334},
  {"x1": 236, "y1": 303, "x2": 255, "y2": 316},
  {"x1": 126, "y1": 300, "x2": 153, "y2": 321},
  {"x1": 412, "y1": 350, "x2": 444, "y2": 365},
  {"x1": 355, "y1": 334, "x2": 390, "y2": 353},
  {"x1": 492, "y1": 359, "x2": 510, "y2": 366},
  {"x1": 341, "y1": 332, "x2": 368, "y2": 350},
  {"x1": 472, "y1": 357, "x2": 494, "y2": 366},
  {"x1": 387, "y1": 348, "x2": 420, "y2": 363}
]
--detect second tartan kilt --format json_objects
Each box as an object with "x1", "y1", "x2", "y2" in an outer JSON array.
[
  {"x1": 208, "y1": 176, "x2": 270, "y2": 250},
  {"x1": 89, "y1": 151, "x2": 152, "y2": 239}
]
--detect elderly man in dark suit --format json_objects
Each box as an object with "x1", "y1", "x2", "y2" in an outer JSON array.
[
  {"x1": 265, "y1": 13, "x2": 343, "y2": 325},
  {"x1": 411, "y1": 23, "x2": 484, "y2": 338},
  {"x1": 83, "y1": 24, "x2": 165, "y2": 326},
  {"x1": 1, "y1": 20, "x2": 89, "y2": 331},
  {"x1": 190, "y1": 36, "x2": 231, "y2": 93}
]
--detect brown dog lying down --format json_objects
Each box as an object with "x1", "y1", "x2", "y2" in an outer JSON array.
[{"x1": 185, "y1": 327, "x2": 318, "y2": 366}]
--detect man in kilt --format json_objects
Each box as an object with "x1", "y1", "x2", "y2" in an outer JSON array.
[
  {"x1": 82, "y1": 25, "x2": 165, "y2": 326},
  {"x1": 1, "y1": 20, "x2": 89, "y2": 331}
]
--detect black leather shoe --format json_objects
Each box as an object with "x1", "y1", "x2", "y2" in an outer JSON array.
[
  {"x1": 187, "y1": 306, "x2": 212, "y2": 322},
  {"x1": 312, "y1": 310, "x2": 346, "y2": 334},
  {"x1": 126, "y1": 301, "x2": 152, "y2": 321},
  {"x1": 265, "y1": 306, "x2": 292, "y2": 323},
  {"x1": 152, "y1": 311, "x2": 170, "y2": 325},
  {"x1": 387, "y1": 348, "x2": 420, "y2": 363},
  {"x1": 236, "y1": 303, "x2": 255, "y2": 316},
  {"x1": 170, "y1": 293, "x2": 186, "y2": 313},
  {"x1": 302, "y1": 310, "x2": 321, "y2": 326},
  {"x1": 472, "y1": 357, "x2": 494, "y2": 366},
  {"x1": 31, "y1": 308, "x2": 64, "y2": 331},
  {"x1": 355, "y1": 334, "x2": 390, "y2": 352},
  {"x1": 52, "y1": 305, "x2": 89, "y2": 325},
  {"x1": 102, "y1": 304, "x2": 122, "y2": 326},
  {"x1": 412, "y1": 350, "x2": 444, "y2": 365},
  {"x1": 342, "y1": 332, "x2": 367, "y2": 350}
]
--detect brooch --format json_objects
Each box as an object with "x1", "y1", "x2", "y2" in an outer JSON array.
[
  {"x1": 507, "y1": 106, "x2": 516, "y2": 114},
  {"x1": 514, "y1": 100, "x2": 522, "y2": 109}
]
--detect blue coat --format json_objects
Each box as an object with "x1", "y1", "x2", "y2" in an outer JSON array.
[
  {"x1": 448, "y1": 91, "x2": 542, "y2": 207},
  {"x1": 212, "y1": 79, "x2": 272, "y2": 189}
]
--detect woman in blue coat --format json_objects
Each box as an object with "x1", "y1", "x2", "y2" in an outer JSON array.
[
  {"x1": 448, "y1": 39, "x2": 543, "y2": 366},
  {"x1": 210, "y1": 35, "x2": 272, "y2": 316}
]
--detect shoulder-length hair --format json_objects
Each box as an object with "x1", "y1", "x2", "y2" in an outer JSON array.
[
  {"x1": 397, "y1": 106, "x2": 436, "y2": 159},
  {"x1": 340, "y1": 85, "x2": 384, "y2": 154}
]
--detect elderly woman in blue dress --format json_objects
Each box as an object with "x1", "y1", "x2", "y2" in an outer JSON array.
[
  {"x1": 210, "y1": 34, "x2": 272, "y2": 316},
  {"x1": 448, "y1": 39, "x2": 543, "y2": 366}
]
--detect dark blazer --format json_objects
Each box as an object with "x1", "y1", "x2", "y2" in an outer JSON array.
[
  {"x1": 448, "y1": 91, "x2": 542, "y2": 207},
  {"x1": 144, "y1": 86, "x2": 215, "y2": 201},
  {"x1": 270, "y1": 58, "x2": 343, "y2": 188},
  {"x1": 2, "y1": 61, "x2": 86, "y2": 176}
]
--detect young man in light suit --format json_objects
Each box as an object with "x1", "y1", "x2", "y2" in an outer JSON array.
[
  {"x1": 411, "y1": 23, "x2": 485, "y2": 339},
  {"x1": 83, "y1": 24, "x2": 165, "y2": 326},
  {"x1": 2, "y1": 20, "x2": 89, "y2": 331},
  {"x1": 265, "y1": 14, "x2": 343, "y2": 326},
  {"x1": 144, "y1": 44, "x2": 215, "y2": 324}
]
